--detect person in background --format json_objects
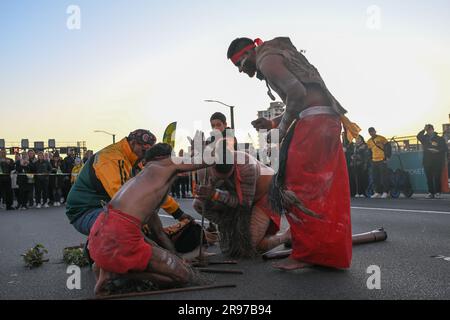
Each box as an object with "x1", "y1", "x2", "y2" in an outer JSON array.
[
  {"x1": 342, "y1": 131, "x2": 355, "y2": 196},
  {"x1": 71, "y1": 157, "x2": 83, "y2": 185},
  {"x1": 83, "y1": 150, "x2": 94, "y2": 164},
  {"x1": 34, "y1": 151, "x2": 52, "y2": 209},
  {"x1": 367, "y1": 127, "x2": 390, "y2": 199},
  {"x1": 171, "y1": 173, "x2": 181, "y2": 198},
  {"x1": 209, "y1": 112, "x2": 237, "y2": 150},
  {"x1": 16, "y1": 153, "x2": 33, "y2": 210},
  {"x1": 27, "y1": 149, "x2": 37, "y2": 207},
  {"x1": 50, "y1": 152, "x2": 64, "y2": 207},
  {"x1": 47, "y1": 152, "x2": 54, "y2": 205},
  {"x1": 177, "y1": 149, "x2": 190, "y2": 198},
  {"x1": 62, "y1": 148, "x2": 76, "y2": 204},
  {"x1": 0, "y1": 150, "x2": 15, "y2": 210},
  {"x1": 11, "y1": 153, "x2": 21, "y2": 206},
  {"x1": 350, "y1": 135, "x2": 370, "y2": 198},
  {"x1": 417, "y1": 124, "x2": 448, "y2": 199}
]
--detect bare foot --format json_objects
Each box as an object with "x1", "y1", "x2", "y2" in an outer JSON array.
[
  {"x1": 92, "y1": 263, "x2": 100, "y2": 279},
  {"x1": 272, "y1": 257, "x2": 311, "y2": 271},
  {"x1": 94, "y1": 267, "x2": 114, "y2": 296}
]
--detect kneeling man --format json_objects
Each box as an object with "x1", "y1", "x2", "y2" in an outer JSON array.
[
  {"x1": 89, "y1": 143, "x2": 210, "y2": 295},
  {"x1": 194, "y1": 141, "x2": 290, "y2": 258}
]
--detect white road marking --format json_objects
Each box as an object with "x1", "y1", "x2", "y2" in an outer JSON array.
[
  {"x1": 158, "y1": 214, "x2": 204, "y2": 224},
  {"x1": 159, "y1": 207, "x2": 450, "y2": 221},
  {"x1": 351, "y1": 206, "x2": 450, "y2": 216}
]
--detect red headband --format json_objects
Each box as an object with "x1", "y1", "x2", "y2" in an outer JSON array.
[{"x1": 230, "y1": 38, "x2": 264, "y2": 64}]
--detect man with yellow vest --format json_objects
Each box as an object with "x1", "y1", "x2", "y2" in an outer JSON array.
[
  {"x1": 66, "y1": 129, "x2": 186, "y2": 236},
  {"x1": 367, "y1": 127, "x2": 390, "y2": 199}
]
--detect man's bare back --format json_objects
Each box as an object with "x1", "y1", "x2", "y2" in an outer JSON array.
[{"x1": 110, "y1": 158, "x2": 178, "y2": 224}]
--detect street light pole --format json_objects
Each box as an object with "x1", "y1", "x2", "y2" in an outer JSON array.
[
  {"x1": 229, "y1": 106, "x2": 235, "y2": 131},
  {"x1": 94, "y1": 130, "x2": 117, "y2": 145},
  {"x1": 204, "y1": 99, "x2": 235, "y2": 129}
]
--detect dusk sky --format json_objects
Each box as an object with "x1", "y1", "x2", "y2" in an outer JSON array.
[{"x1": 1, "y1": 0, "x2": 449, "y2": 152}]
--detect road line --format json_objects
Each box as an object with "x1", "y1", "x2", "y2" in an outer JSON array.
[
  {"x1": 351, "y1": 206, "x2": 450, "y2": 216},
  {"x1": 159, "y1": 214, "x2": 204, "y2": 224}
]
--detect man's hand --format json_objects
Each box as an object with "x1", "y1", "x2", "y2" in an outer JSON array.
[
  {"x1": 187, "y1": 130, "x2": 206, "y2": 157},
  {"x1": 195, "y1": 184, "x2": 215, "y2": 201},
  {"x1": 251, "y1": 118, "x2": 273, "y2": 131},
  {"x1": 179, "y1": 213, "x2": 194, "y2": 222}
]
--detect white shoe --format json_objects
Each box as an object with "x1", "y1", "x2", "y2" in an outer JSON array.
[
  {"x1": 371, "y1": 193, "x2": 381, "y2": 199},
  {"x1": 54, "y1": 202, "x2": 60, "y2": 207},
  {"x1": 36, "y1": 204, "x2": 42, "y2": 209},
  {"x1": 434, "y1": 193, "x2": 441, "y2": 199},
  {"x1": 381, "y1": 192, "x2": 389, "y2": 199},
  {"x1": 44, "y1": 203, "x2": 49, "y2": 208},
  {"x1": 426, "y1": 193, "x2": 434, "y2": 199}
]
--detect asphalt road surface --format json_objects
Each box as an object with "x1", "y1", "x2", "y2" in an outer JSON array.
[{"x1": 1, "y1": 195, "x2": 449, "y2": 300}]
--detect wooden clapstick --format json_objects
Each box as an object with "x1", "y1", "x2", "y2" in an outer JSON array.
[{"x1": 352, "y1": 228, "x2": 387, "y2": 245}]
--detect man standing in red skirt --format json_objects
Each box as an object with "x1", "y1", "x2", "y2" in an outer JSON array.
[{"x1": 227, "y1": 37, "x2": 360, "y2": 270}]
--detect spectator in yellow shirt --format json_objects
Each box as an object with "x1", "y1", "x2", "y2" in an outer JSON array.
[
  {"x1": 71, "y1": 157, "x2": 83, "y2": 185},
  {"x1": 367, "y1": 127, "x2": 390, "y2": 198}
]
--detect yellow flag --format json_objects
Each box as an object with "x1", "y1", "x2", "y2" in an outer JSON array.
[
  {"x1": 163, "y1": 122, "x2": 177, "y2": 148},
  {"x1": 340, "y1": 115, "x2": 361, "y2": 142}
]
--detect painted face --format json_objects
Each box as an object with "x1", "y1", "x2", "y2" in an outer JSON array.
[
  {"x1": 210, "y1": 119, "x2": 227, "y2": 133},
  {"x1": 235, "y1": 53, "x2": 256, "y2": 78}
]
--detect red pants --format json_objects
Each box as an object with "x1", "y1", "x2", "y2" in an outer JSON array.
[
  {"x1": 88, "y1": 206, "x2": 152, "y2": 274},
  {"x1": 285, "y1": 114, "x2": 352, "y2": 269}
]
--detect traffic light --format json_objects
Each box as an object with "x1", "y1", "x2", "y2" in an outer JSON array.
[
  {"x1": 34, "y1": 141, "x2": 45, "y2": 151},
  {"x1": 21, "y1": 139, "x2": 29, "y2": 149},
  {"x1": 48, "y1": 139, "x2": 56, "y2": 149}
]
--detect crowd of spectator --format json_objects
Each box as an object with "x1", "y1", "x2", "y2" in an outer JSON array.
[
  {"x1": 0, "y1": 148, "x2": 94, "y2": 210},
  {"x1": 1, "y1": 124, "x2": 448, "y2": 210},
  {"x1": 343, "y1": 125, "x2": 449, "y2": 199}
]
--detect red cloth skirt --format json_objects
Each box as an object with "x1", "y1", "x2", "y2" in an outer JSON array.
[
  {"x1": 88, "y1": 206, "x2": 152, "y2": 274},
  {"x1": 284, "y1": 114, "x2": 352, "y2": 269}
]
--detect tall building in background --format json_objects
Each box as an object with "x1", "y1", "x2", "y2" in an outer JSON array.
[{"x1": 257, "y1": 102, "x2": 285, "y2": 120}]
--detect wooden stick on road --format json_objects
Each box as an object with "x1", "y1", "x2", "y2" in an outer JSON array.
[
  {"x1": 263, "y1": 228, "x2": 388, "y2": 260},
  {"x1": 89, "y1": 284, "x2": 237, "y2": 300},
  {"x1": 196, "y1": 268, "x2": 244, "y2": 275}
]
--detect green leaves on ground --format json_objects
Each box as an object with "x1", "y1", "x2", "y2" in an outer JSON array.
[
  {"x1": 21, "y1": 244, "x2": 49, "y2": 269},
  {"x1": 63, "y1": 245, "x2": 89, "y2": 267}
]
